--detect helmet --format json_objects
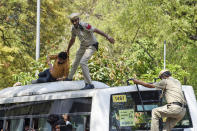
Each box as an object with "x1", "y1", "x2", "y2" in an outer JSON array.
[
  {"x1": 159, "y1": 69, "x2": 171, "y2": 78},
  {"x1": 68, "y1": 13, "x2": 80, "y2": 20}
]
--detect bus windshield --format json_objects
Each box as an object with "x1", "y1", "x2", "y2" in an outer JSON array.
[{"x1": 109, "y1": 91, "x2": 193, "y2": 130}]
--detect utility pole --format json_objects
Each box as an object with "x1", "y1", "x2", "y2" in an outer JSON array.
[
  {"x1": 36, "y1": 0, "x2": 41, "y2": 61},
  {"x1": 164, "y1": 40, "x2": 166, "y2": 70}
]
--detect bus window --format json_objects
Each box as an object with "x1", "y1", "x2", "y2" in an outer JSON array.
[
  {"x1": 0, "y1": 120, "x2": 3, "y2": 131},
  {"x1": 0, "y1": 97, "x2": 92, "y2": 130},
  {"x1": 46, "y1": 97, "x2": 92, "y2": 130},
  {"x1": 70, "y1": 115, "x2": 90, "y2": 131},
  {"x1": 110, "y1": 91, "x2": 193, "y2": 131},
  {"x1": 45, "y1": 114, "x2": 90, "y2": 131},
  {"x1": 1, "y1": 97, "x2": 91, "y2": 117},
  {"x1": 33, "y1": 117, "x2": 51, "y2": 131},
  {"x1": 110, "y1": 92, "x2": 136, "y2": 130},
  {"x1": 6, "y1": 119, "x2": 24, "y2": 131},
  {"x1": 23, "y1": 118, "x2": 34, "y2": 131},
  {"x1": 32, "y1": 118, "x2": 39, "y2": 130},
  {"x1": 0, "y1": 106, "x2": 5, "y2": 118},
  {"x1": 49, "y1": 98, "x2": 92, "y2": 114}
]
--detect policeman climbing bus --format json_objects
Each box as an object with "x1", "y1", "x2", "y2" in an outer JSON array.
[{"x1": 131, "y1": 70, "x2": 188, "y2": 131}]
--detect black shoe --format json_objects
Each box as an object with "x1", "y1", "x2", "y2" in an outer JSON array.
[
  {"x1": 81, "y1": 84, "x2": 95, "y2": 90},
  {"x1": 64, "y1": 78, "x2": 72, "y2": 81}
]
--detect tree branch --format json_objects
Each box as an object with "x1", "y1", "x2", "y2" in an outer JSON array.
[
  {"x1": 0, "y1": 28, "x2": 6, "y2": 43},
  {"x1": 136, "y1": 40, "x2": 157, "y2": 65},
  {"x1": 132, "y1": 26, "x2": 141, "y2": 44}
]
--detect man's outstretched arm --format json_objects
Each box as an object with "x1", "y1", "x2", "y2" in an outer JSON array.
[
  {"x1": 132, "y1": 79, "x2": 156, "y2": 88},
  {"x1": 46, "y1": 55, "x2": 57, "y2": 69},
  {"x1": 67, "y1": 37, "x2": 76, "y2": 53},
  {"x1": 94, "y1": 28, "x2": 115, "y2": 44}
]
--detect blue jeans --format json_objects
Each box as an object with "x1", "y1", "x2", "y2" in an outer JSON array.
[{"x1": 37, "y1": 69, "x2": 56, "y2": 83}]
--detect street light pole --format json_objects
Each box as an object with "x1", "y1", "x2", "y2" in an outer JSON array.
[
  {"x1": 164, "y1": 40, "x2": 166, "y2": 70},
  {"x1": 36, "y1": 0, "x2": 41, "y2": 61}
]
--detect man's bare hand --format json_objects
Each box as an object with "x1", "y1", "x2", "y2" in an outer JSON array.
[
  {"x1": 107, "y1": 36, "x2": 115, "y2": 44},
  {"x1": 132, "y1": 79, "x2": 155, "y2": 88},
  {"x1": 56, "y1": 78, "x2": 64, "y2": 81}
]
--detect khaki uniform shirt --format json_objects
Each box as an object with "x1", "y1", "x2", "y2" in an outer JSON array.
[
  {"x1": 71, "y1": 22, "x2": 97, "y2": 47},
  {"x1": 154, "y1": 77, "x2": 186, "y2": 104},
  {"x1": 48, "y1": 55, "x2": 69, "y2": 79}
]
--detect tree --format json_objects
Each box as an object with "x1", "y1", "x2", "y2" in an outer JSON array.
[{"x1": 0, "y1": 0, "x2": 196, "y2": 97}]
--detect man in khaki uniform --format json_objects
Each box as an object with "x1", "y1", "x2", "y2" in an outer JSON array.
[
  {"x1": 132, "y1": 70, "x2": 186, "y2": 131},
  {"x1": 66, "y1": 13, "x2": 115, "y2": 89}
]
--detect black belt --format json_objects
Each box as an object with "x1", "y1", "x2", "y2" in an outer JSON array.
[
  {"x1": 170, "y1": 102, "x2": 187, "y2": 108},
  {"x1": 92, "y1": 42, "x2": 99, "y2": 51},
  {"x1": 85, "y1": 42, "x2": 99, "y2": 51}
]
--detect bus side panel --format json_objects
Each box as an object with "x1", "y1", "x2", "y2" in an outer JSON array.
[
  {"x1": 183, "y1": 86, "x2": 197, "y2": 131},
  {"x1": 90, "y1": 92, "x2": 110, "y2": 131}
]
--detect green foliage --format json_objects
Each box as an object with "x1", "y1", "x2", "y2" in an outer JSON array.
[
  {"x1": 12, "y1": 61, "x2": 47, "y2": 86},
  {"x1": 0, "y1": 0, "x2": 196, "y2": 97}
]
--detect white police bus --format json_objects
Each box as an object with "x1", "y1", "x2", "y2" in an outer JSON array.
[{"x1": 0, "y1": 81, "x2": 196, "y2": 131}]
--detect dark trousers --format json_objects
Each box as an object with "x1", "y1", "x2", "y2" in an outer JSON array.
[{"x1": 37, "y1": 69, "x2": 56, "y2": 83}]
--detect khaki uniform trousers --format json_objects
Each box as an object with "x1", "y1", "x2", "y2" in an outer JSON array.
[
  {"x1": 68, "y1": 45, "x2": 96, "y2": 84},
  {"x1": 151, "y1": 104, "x2": 186, "y2": 131}
]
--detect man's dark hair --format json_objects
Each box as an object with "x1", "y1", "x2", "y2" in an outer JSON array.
[
  {"x1": 54, "y1": 119, "x2": 71, "y2": 131},
  {"x1": 47, "y1": 114, "x2": 60, "y2": 127},
  {"x1": 58, "y1": 52, "x2": 67, "y2": 60},
  {"x1": 162, "y1": 71, "x2": 172, "y2": 78}
]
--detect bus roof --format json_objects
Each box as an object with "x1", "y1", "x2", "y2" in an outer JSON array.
[
  {"x1": 0, "y1": 81, "x2": 196, "y2": 110},
  {"x1": 0, "y1": 81, "x2": 109, "y2": 99}
]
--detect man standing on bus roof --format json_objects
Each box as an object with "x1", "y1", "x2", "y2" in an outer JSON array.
[
  {"x1": 65, "y1": 13, "x2": 115, "y2": 89},
  {"x1": 131, "y1": 70, "x2": 186, "y2": 131}
]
